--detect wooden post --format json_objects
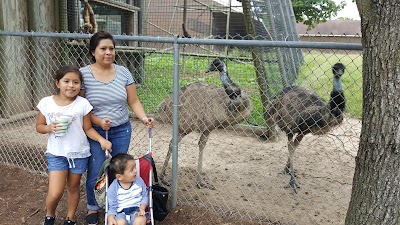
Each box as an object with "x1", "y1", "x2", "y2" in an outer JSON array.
[{"x1": 0, "y1": 0, "x2": 30, "y2": 118}]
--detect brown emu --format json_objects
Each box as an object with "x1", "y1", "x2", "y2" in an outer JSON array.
[
  {"x1": 265, "y1": 63, "x2": 346, "y2": 193},
  {"x1": 158, "y1": 58, "x2": 252, "y2": 189}
]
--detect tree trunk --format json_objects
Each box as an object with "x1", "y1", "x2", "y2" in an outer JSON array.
[
  {"x1": 240, "y1": 0, "x2": 279, "y2": 139},
  {"x1": 345, "y1": 1, "x2": 400, "y2": 224}
]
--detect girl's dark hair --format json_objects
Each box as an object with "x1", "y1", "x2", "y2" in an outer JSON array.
[
  {"x1": 54, "y1": 66, "x2": 82, "y2": 94},
  {"x1": 55, "y1": 65, "x2": 82, "y2": 82},
  {"x1": 89, "y1": 31, "x2": 116, "y2": 62},
  {"x1": 109, "y1": 153, "x2": 135, "y2": 175}
]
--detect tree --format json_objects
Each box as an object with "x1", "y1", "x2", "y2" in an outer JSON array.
[
  {"x1": 345, "y1": 1, "x2": 400, "y2": 224},
  {"x1": 292, "y1": 0, "x2": 346, "y2": 29}
]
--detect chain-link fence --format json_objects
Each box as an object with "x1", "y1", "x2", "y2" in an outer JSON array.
[{"x1": 0, "y1": 31, "x2": 362, "y2": 225}]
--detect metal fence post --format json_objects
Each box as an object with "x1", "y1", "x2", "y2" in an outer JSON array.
[{"x1": 171, "y1": 35, "x2": 180, "y2": 209}]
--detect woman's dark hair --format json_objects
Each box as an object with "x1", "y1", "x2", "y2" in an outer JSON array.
[
  {"x1": 109, "y1": 153, "x2": 135, "y2": 175},
  {"x1": 89, "y1": 31, "x2": 116, "y2": 62}
]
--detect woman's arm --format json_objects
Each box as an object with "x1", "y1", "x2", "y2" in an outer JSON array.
[{"x1": 126, "y1": 84, "x2": 154, "y2": 128}]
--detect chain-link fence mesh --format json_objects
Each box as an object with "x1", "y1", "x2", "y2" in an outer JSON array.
[{"x1": 0, "y1": 31, "x2": 362, "y2": 224}]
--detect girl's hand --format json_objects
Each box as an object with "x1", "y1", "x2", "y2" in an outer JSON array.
[
  {"x1": 99, "y1": 139, "x2": 112, "y2": 153},
  {"x1": 49, "y1": 122, "x2": 61, "y2": 134},
  {"x1": 101, "y1": 118, "x2": 112, "y2": 130},
  {"x1": 142, "y1": 117, "x2": 154, "y2": 128}
]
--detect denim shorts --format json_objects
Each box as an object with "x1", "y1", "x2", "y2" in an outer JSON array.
[
  {"x1": 115, "y1": 210, "x2": 149, "y2": 225},
  {"x1": 46, "y1": 153, "x2": 88, "y2": 174}
]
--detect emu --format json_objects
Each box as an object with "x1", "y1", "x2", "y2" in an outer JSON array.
[
  {"x1": 158, "y1": 58, "x2": 252, "y2": 189},
  {"x1": 265, "y1": 63, "x2": 346, "y2": 193}
]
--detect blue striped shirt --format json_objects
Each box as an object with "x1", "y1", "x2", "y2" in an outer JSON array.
[
  {"x1": 80, "y1": 64, "x2": 135, "y2": 127},
  {"x1": 107, "y1": 177, "x2": 149, "y2": 216}
]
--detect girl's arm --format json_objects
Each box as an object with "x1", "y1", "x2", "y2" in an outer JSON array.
[
  {"x1": 126, "y1": 84, "x2": 154, "y2": 128},
  {"x1": 83, "y1": 113, "x2": 112, "y2": 151},
  {"x1": 36, "y1": 112, "x2": 58, "y2": 134}
]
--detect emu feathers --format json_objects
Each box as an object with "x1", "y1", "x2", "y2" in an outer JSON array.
[
  {"x1": 266, "y1": 62, "x2": 346, "y2": 193},
  {"x1": 158, "y1": 58, "x2": 251, "y2": 189}
]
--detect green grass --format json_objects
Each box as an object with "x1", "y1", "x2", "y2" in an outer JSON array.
[{"x1": 137, "y1": 51, "x2": 363, "y2": 126}]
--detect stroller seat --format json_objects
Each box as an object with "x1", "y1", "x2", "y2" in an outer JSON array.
[{"x1": 94, "y1": 128, "x2": 169, "y2": 225}]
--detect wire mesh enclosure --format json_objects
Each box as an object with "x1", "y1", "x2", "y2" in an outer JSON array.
[{"x1": 1, "y1": 0, "x2": 363, "y2": 224}]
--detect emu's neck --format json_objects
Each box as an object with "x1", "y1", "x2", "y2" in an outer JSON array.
[
  {"x1": 220, "y1": 71, "x2": 233, "y2": 86},
  {"x1": 220, "y1": 71, "x2": 242, "y2": 99},
  {"x1": 333, "y1": 77, "x2": 342, "y2": 91}
]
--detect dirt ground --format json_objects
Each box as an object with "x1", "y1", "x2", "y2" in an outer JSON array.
[
  {"x1": 0, "y1": 164, "x2": 278, "y2": 225},
  {"x1": 0, "y1": 116, "x2": 360, "y2": 225}
]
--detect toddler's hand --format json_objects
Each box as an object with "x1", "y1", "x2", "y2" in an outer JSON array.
[
  {"x1": 107, "y1": 216, "x2": 117, "y2": 225},
  {"x1": 138, "y1": 208, "x2": 145, "y2": 216}
]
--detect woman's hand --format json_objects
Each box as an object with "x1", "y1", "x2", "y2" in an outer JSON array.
[
  {"x1": 142, "y1": 117, "x2": 154, "y2": 128},
  {"x1": 99, "y1": 139, "x2": 112, "y2": 153},
  {"x1": 101, "y1": 118, "x2": 112, "y2": 130}
]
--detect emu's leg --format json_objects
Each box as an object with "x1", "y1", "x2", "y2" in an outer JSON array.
[
  {"x1": 284, "y1": 133, "x2": 294, "y2": 174},
  {"x1": 197, "y1": 130, "x2": 214, "y2": 189},
  {"x1": 160, "y1": 133, "x2": 185, "y2": 185},
  {"x1": 287, "y1": 134, "x2": 304, "y2": 193}
]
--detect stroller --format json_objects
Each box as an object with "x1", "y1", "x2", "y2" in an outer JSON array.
[{"x1": 94, "y1": 128, "x2": 169, "y2": 225}]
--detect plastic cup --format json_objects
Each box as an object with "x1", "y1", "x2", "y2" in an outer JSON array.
[{"x1": 55, "y1": 116, "x2": 72, "y2": 137}]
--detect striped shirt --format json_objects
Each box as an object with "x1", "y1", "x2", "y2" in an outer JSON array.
[
  {"x1": 107, "y1": 177, "x2": 149, "y2": 216},
  {"x1": 80, "y1": 64, "x2": 135, "y2": 127}
]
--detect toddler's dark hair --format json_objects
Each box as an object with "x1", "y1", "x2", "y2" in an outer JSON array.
[
  {"x1": 55, "y1": 65, "x2": 82, "y2": 82},
  {"x1": 109, "y1": 153, "x2": 135, "y2": 175}
]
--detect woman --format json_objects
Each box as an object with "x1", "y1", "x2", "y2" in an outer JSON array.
[{"x1": 79, "y1": 31, "x2": 154, "y2": 225}]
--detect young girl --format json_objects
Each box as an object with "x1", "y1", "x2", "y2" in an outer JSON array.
[{"x1": 36, "y1": 65, "x2": 112, "y2": 225}]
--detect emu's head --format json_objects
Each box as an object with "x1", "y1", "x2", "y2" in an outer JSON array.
[
  {"x1": 332, "y1": 63, "x2": 345, "y2": 78},
  {"x1": 206, "y1": 58, "x2": 226, "y2": 73}
]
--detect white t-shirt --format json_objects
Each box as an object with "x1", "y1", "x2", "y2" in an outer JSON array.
[{"x1": 36, "y1": 95, "x2": 93, "y2": 158}]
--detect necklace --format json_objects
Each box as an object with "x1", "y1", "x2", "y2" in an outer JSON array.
[{"x1": 91, "y1": 64, "x2": 115, "y2": 82}]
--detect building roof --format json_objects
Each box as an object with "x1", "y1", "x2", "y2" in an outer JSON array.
[{"x1": 296, "y1": 20, "x2": 361, "y2": 35}]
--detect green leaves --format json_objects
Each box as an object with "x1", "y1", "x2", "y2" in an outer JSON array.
[{"x1": 292, "y1": 0, "x2": 346, "y2": 30}]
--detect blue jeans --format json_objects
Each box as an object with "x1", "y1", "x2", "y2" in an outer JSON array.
[{"x1": 86, "y1": 121, "x2": 132, "y2": 210}]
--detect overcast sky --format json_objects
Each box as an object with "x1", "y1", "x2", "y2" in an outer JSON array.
[
  {"x1": 332, "y1": 0, "x2": 360, "y2": 20},
  {"x1": 216, "y1": 0, "x2": 360, "y2": 20}
]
